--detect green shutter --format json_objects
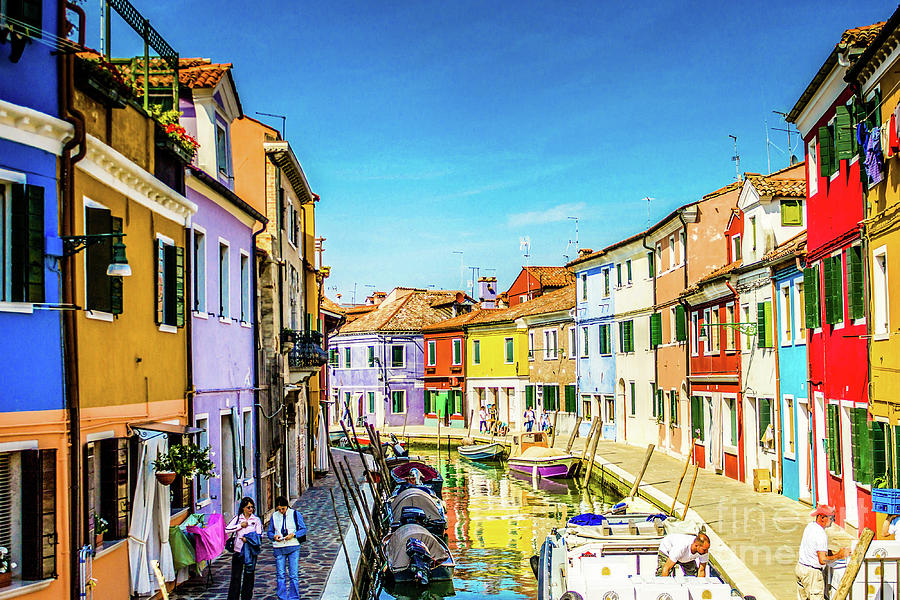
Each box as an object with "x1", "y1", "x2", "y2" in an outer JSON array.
[
  {"x1": 650, "y1": 312, "x2": 662, "y2": 347},
  {"x1": 109, "y1": 217, "x2": 124, "y2": 315},
  {"x1": 675, "y1": 305, "x2": 687, "y2": 341},
  {"x1": 872, "y1": 421, "x2": 888, "y2": 484},
  {"x1": 525, "y1": 385, "x2": 534, "y2": 410},
  {"x1": 691, "y1": 396, "x2": 705, "y2": 441},
  {"x1": 804, "y1": 266, "x2": 821, "y2": 329},
  {"x1": 818, "y1": 126, "x2": 834, "y2": 178},
  {"x1": 834, "y1": 105, "x2": 854, "y2": 160},
  {"x1": 669, "y1": 390, "x2": 678, "y2": 425},
  {"x1": 757, "y1": 303, "x2": 767, "y2": 347},
  {"x1": 730, "y1": 401, "x2": 738, "y2": 446},
  {"x1": 616, "y1": 263, "x2": 622, "y2": 287},
  {"x1": 648, "y1": 251, "x2": 654, "y2": 277},
  {"x1": 822, "y1": 257, "x2": 834, "y2": 324},
  {"x1": 174, "y1": 246, "x2": 185, "y2": 327},
  {"x1": 505, "y1": 338, "x2": 513, "y2": 362},
  {"x1": 758, "y1": 398, "x2": 772, "y2": 442},
  {"x1": 832, "y1": 254, "x2": 844, "y2": 325},
  {"x1": 781, "y1": 199, "x2": 802, "y2": 226},
  {"x1": 626, "y1": 320, "x2": 634, "y2": 352},
  {"x1": 626, "y1": 260, "x2": 632, "y2": 283},
  {"x1": 473, "y1": 340, "x2": 480, "y2": 364},
  {"x1": 656, "y1": 389, "x2": 664, "y2": 422},
  {"x1": 867, "y1": 89, "x2": 882, "y2": 129},
  {"x1": 764, "y1": 301, "x2": 773, "y2": 348},
  {"x1": 369, "y1": 392, "x2": 376, "y2": 413},
  {"x1": 544, "y1": 385, "x2": 558, "y2": 411},
  {"x1": 827, "y1": 405, "x2": 841, "y2": 475},
  {"x1": 155, "y1": 239, "x2": 165, "y2": 324},
  {"x1": 565, "y1": 385, "x2": 576, "y2": 413},
  {"x1": 848, "y1": 246, "x2": 864, "y2": 320}
]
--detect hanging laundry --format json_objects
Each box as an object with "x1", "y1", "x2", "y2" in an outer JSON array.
[
  {"x1": 892, "y1": 112, "x2": 900, "y2": 156},
  {"x1": 881, "y1": 121, "x2": 891, "y2": 159},
  {"x1": 858, "y1": 122, "x2": 885, "y2": 186}
]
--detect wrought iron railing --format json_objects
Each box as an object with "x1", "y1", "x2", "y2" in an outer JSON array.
[{"x1": 287, "y1": 330, "x2": 328, "y2": 370}]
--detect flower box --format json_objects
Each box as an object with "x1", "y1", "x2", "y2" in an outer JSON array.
[
  {"x1": 0, "y1": 572, "x2": 10, "y2": 589},
  {"x1": 155, "y1": 136, "x2": 193, "y2": 164},
  {"x1": 872, "y1": 488, "x2": 900, "y2": 513}
]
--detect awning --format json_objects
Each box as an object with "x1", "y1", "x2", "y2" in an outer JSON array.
[{"x1": 130, "y1": 421, "x2": 203, "y2": 440}]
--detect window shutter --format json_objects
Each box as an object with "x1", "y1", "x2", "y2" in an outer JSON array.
[
  {"x1": 565, "y1": 385, "x2": 576, "y2": 413},
  {"x1": 18, "y1": 184, "x2": 45, "y2": 303},
  {"x1": 616, "y1": 263, "x2": 622, "y2": 286},
  {"x1": 626, "y1": 320, "x2": 634, "y2": 352},
  {"x1": 675, "y1": 305, "x2": 687, "y2": 341},
  {"x1": 669, "y1": 390, "x2": 678, "y2": 425},
  {"x1": 84, "y1": 207, "x2": 113, "y2": 312},
  {"x1": 175, "y1": 246, "x2": 185, "y2": 327},
  {"x1": 757, "y1": 303, "x2": 767, "y2": 347},
  {"x1": 758, "y1": 398, "x2": 772, "y2": 442},
  {"x1": 781, "y1": 200, "x2": 802, "y2": 226},
  {"x1": 109, "y1": 217, "x2": 124, "y2": 315},
  {"x1": 650, "y1": 313, "x2": 662, "y2": 347},
  {"x1": 691, "y1": 396, "x2": 705, "y2": 441},
  {"x1": 21, "y1": 449, "x2": 56, "y2": 579},
  {"x1": 155, "y1": 239, "x2": 165, "y2": 323},
  {"x1": 626, "y1": 260, "x2": 632, "y2": 283},
  {"x1": 822, "y1": 258, "x2": 834, "y2": 324},
  {"x1": 525, "y1": 385, "x2": 534, "y2": 410},
  {"x1": 834, "y1": 105, "x2": 854, "y2": 160},
  {"x1": 867, "y1": 89, "x2": 882, "y2": 129},
  {"x1": 871, "y1": 421, "x2": 888, "y2": 484},
  {"x1": 657, "y1": 389, "x2": 664, "y2": 421},
  {"x1": 848, "y1": 246, "x2": 864, "y2": 320},
  {"x1": 831, "y1": 255, "x2": 844, "y2": 325},
  {"x1": 850, "y1": 409, "x2": 863, "y2": 481},
  {"x1": 7, "y1": 0, "x2": 43, "y2": 37},
  {"x1": 804, "y1": 266, "x2": 821, "y2": 329},
  {"x1": 818, "y1": 126, "x2": 833, "y2": 178},
  {"x1": 648, "y1": 251, "x2": 654, "y2": 277},
  {"x1": 764, "y1": 301, "x2": 774, "y2": 348},
  {"x1": 100, "y1": 438, "x2": 130, "y2": 539}
]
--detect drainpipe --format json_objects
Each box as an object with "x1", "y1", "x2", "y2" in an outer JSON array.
[
  {"x1": 60, "y1": 3, "x2": 87, "y2": 597},
  {"x1": 250, "y1": 221, "x2": 265, "y2": 504},
  {"x1": 184, "y1": 222, "x2": 194, "y2": 502},
  {"x1": 641, "y1": 231, "x2": 659, "y2": 447}
]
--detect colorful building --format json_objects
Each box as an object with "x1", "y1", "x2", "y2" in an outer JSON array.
[
  {"x1": 787, "y1": 21, "x2": 881, "y2": 531},
  {"x1": 422, "y1": 311, "x2": 482, "y2": 428},
  {"x1": 505, "y1": 265, "x2": 573, "y2": 307},
  {"x1": 0, "y1": 0, "x2": 72, "y2": 596}
]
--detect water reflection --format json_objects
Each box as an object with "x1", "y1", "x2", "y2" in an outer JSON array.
[{"x1": 379, "y1": 448, "x2": 621, "y2": 600}]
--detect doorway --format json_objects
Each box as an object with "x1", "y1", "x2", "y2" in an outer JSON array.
[
  {"x1": 814, "y1": 392, "x2": 827, "y2": 504},
  {"x1": 840, "y1": 405, "x2": 859, "y2": 526},
  {"x1": 798, "y1": 398, "x2": 813, "y2": 502},
  {"x1": 220, "y1": 413, "x2": 235, "y2": 519}
]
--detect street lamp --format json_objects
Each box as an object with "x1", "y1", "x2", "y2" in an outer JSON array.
[{"x1": 62, "y1": 233, "x2": 132, "y2": 277}]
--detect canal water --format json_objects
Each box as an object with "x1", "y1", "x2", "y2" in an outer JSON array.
[{"x1": 379, "y1": 447, "x2": 623, "y2": 600}]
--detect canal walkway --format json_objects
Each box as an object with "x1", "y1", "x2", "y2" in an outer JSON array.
[
  {"x1": 170, "y1": 448, "x2": 365, "y2": 600},
  {"x1": 380, "y1": 424, "x2": 829, "y2": 600}
]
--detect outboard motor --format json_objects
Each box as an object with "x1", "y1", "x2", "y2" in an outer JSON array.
[
  {"x1": 390, "y1": 433, "x2": 408, "y2": 458},
  {"x1": 406, "y1": 537, "x2": 432, "y2": 586},
  {"x1": 399, "y1": 506, "x2": 428, "y2": 528}
]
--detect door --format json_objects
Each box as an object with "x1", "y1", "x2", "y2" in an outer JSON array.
[
  {"x1": 744, "y1": 396, "x2": 759, "y2": 474},
  {"x1": 840, "y1": 405, "x2": 859, "y2": 526},
  {"x1": 220, "y1": 413, "x2": 235, "y2": 519},
  {"x1": 814, "y1": 392, "x2": 827, "y2": 504},
  {"x1": 797, "y1": 399, "x2": 812, "y2": 503}
]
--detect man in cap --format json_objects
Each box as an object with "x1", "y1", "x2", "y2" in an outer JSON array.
[{"x1": 796, "y1": 505, "x2": 850, "y2": 600}]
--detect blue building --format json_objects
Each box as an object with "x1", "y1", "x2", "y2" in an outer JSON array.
[
  {"x1": 568, "y1": 251, "x2": 616, "y2": 438},
  {"x1": 769, "y1": 232, "x2": 812, "y2": 503},
  {"x1": 0, "y1": 0, "x2": 73, "y2": 592}
]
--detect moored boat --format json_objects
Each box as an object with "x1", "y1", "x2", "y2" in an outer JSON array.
[
  {"x1": 392, "y1": 461, "x2": 444, "y2": 496},
  {"x1": 384, "y1": 487, "x2": 448, "y2": 539},
  {"x1": 457, "y1": 441, "x2": 508, "y2": 462},
  {"x1": 507, "y1": 431, "x2": 578, "y2": 479},
  {"x1": 383, "y1": 523, "x2": 455, "y2": 586}
]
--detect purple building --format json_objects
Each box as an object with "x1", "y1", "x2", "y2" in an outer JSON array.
[
  {"x1": 329, "y1": 289, "x2": 472, "y2": 428},
  {"x1": 179, "y1": 62, "x2": 267, "y2": 521}
]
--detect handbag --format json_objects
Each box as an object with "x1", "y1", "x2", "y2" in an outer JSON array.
[
  {"x1": 293, "y1": 510, "x2": 307, "y2": 543},
  {"x1": 225, "y1": 515, "x2": 238, "y2": 552}
]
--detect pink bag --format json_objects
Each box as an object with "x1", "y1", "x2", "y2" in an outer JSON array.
[{"x1": 186, "y1": 513, "x2": 226, "y2": 562}]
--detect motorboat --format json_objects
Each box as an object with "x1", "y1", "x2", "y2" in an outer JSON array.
[
  {"x1": 392, "y1": 461, "x2": 444, "y2": 496},
  {"x1": 384, "y1": 487, "x2": 448, "y2": 539},
  {"x1": 534, "y1": 501, "x2": 741, "y2": 600},
  {"x1": 507, "y1": 431, "x2": 578, "y2": 479},
  {"x1": 457, "y1": 441, "x2": 508, "y2": 462},
  {"x1": 383, "y1": 523, "x2": 455, "y2": 586}
]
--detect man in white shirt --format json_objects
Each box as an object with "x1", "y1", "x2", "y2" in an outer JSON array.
[
  {"x1": 796, "y1": 505, "x2": 849, "y2": 600},
  {"x1": 656, "y1": 532, "x2": 710, "y2": 576}
]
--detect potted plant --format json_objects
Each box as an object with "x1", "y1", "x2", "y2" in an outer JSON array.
[
  {"x1": 147, "y1": 105, "x2": 200, "y2": 163},
  {"x1": 153, "y1": 442, "x2": 217, "y2": 485},
  {"x1": 93, "y1": 513, "x2": 109, "y2": 548},
  {"x1": 0, "y1": 546, "x2": 16, "y2": 588},
  {"x1": 281, "y1": 328, "x2": 298, "y2": 346},
  {"x1": 153, "y1": 450, "x2": 177, "y2": 486}
]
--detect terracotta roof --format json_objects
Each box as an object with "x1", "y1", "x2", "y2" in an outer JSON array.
[
  {"x1": 745, "y1": 174, "x2": 806, "y2": 198},
  {"x1": 702, "y1": 180, "x2": 742, "y2": 200},
  {"x1": 465, "y1": 284, "x2": 576, "y2": 326},
  {"x1": 839, "y1": 22, "x2": 885, "y2": 48},
  {"x1": 846, "y1": 8, "x2": 900, "y2": 84},
  {"x1": 681, "y1": 260, "x2": 742, "y2": 297},
  {"x1": 523, "y1": 266, "x2": 574, "y2": 288},
  {"x1": 114, "y1": 58, "x2": 233, "y2": 90},
  {"x1": 337, "y1": 289, "x2": 469, "y2": 334},
  {"x1": 763, "y1": 230, "x2": 807, "y2": 264},
  {"x1": 321, "y1": 297, "x2": 344, "y2": 315},
  {"x1": 421, "y1": 310, "x2": 485, "y2": 332}
]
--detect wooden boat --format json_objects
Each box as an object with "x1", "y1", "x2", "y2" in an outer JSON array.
[
  {"x1": 391, "y1": 461, "x2": 444, "y2": 496},
  {"x1": 383, "y1": 523, "x2": 455, "y2": 586},
  {"x1": 384, "y1": 487, "x2": 448, "y2": 539},
  {"x1": 457, "y1": 441, "x2": 508, "y2": 462},
  {"x1": 507, "y1": 431, "x2": 578, "y2": 479},
  {"x1": 535, "y1": 501, "x2": 741, "y2": 600}
]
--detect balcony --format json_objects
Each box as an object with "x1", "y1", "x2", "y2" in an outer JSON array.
[{"x1": 286, "y1": 330, "x2": 328, "y2": 383}]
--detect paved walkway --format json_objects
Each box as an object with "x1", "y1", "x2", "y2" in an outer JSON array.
[
  {"x1": 381, "y1": 424, "x2": 827, "y2": 600},
  {"x1": 171, "y1": 449, "x2": 365, "y2": 600}
]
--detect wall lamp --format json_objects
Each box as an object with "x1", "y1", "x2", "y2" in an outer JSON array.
[{"x1": 62, "y1": 233, "x2": 132, "y2": 277}]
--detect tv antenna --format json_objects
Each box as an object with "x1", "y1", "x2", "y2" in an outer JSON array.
[
  {"x1": 256, "y1": 111, "x2": 287, "y2": 139},
  {"x1": 772, "y1": 110, "x2": 799, "y2": 167},
  {"x1": 729, "y1": 135, "x2": 740, "y2": 181}
]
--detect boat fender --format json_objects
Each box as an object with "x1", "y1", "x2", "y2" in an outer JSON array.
[
  {"x1": 560, "y1": 593, "x2": 583, "y2": 600},
  {"x1": 529, "y1": 554, "x2": 539, "y2": 578}
]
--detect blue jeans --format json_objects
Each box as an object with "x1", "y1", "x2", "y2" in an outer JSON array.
[
  {"x1": 525, "y1": 421, "x2": 534, "y2": 432},
  {"x1": 274, "y1": 546, "x2": 300, "y2": 600}
]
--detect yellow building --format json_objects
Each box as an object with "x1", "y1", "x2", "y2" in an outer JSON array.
[
  {"x1": 466, "y1": 313, "x2": 529, "y2": 430},
  {"x1": 846, "y1": 15, "x2": 900, "y2": 434}
]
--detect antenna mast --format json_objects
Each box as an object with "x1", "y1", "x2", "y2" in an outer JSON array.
[{"x1": 729, "y1": 135, "x2": 740, "y2": 181}]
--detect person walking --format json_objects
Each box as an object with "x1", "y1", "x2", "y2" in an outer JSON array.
[
  {"x1": 796, "y1": 505, "x2": 849, "y2": 600},
  {"x1": 267, "y1": 496, "x2": 307, "y2": 600},
  {"x1": 656, "y1": 532, "x2": 710, "y2": 577},
  {"x1": 225, "y1": 497, "x2": 263, "y2": 600},
  {"x1": 479, "y1": 406, "x2": 488, "y2": 433},
  {"x1": 523, "y1": 407, "x2": 536, "y2": 432}
]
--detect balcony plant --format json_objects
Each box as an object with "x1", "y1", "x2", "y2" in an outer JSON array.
[
  {"x1": 281, "y1": 328, "x2": 298, "y2": 346},
  {"x1": 0, "y1": 546, "x2": 16, "y2": 588},
  {"x1": 74, "y1": 53, "x2": 131, "y2": 108},
  {"x1": 153, "y1": 442, "x2": 216, "y2": 485},
  {"x1": 93, "y1": 513, "x2": 109, "y2": 547},
  {"x1": 148, "y1": 105, "x2": 200, "y2": 162}
]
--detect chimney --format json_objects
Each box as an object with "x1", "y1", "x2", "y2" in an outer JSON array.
[
  {"x1": 578, "y1": 248, "x2": 593, "y2": 258},
  {"x1": 496, "y1": 292, "x2": 509, "y2": 309},
  {"x1": 477, "y1": 276, "x2": 497, "y2": 308},
  {"x1": 372, "y1": 291, "x2": 387, "y2": 305}
]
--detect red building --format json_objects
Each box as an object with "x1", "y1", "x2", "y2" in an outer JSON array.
[
  {"x1": 683, "y1": 261, "x2": 744, "y2": 481},
  {"x1": 787, "y1": 22, "x2": 881, "y2": 531},
  {"x1": 505, "y1": 266, "x2": 574, "y2": 306},
  {"x1": 421, "y1": 311, "x2": 481, "y2": 427}
]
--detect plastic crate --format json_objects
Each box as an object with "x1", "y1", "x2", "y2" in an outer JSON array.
[{"x1": 872, "y1": 489, "x2": 900, "y2": 514}]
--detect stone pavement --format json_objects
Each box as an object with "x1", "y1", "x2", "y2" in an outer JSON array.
[{"x1": 171, "y1": 449, "x2": 366, "y2": 600}]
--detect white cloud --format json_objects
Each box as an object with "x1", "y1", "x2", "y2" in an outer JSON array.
[{"x1": 507, "y1": 202, "x2": 586, "y2": 228}]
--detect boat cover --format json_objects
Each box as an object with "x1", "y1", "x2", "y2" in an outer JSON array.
[
  {"x1": 392, "y1": 461, "x2": 440, "y2": 481},
  {"x1": 390, "y1": 488, "x2": 444, "y2": 522},
  {"x1": 519, "y1": 446, "x2": 569, "y2": 459},
  {"x1": 386, "y1": 524, "x2": 450, "y2": 570}
]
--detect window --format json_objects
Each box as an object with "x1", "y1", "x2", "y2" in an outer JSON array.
[
  {"x1": 650, "y1": 312, "x2": 662, "y2": 348},
  {"x1": 679, "y1": 230, "x2": 686, "y2": 265},
  {"x1": 242, "y1": 410, "x2": 252, "y2": 478},
  {"x1": 216, "y1": 124, "x2": 229, "y2": 176},
  {"x1": 196, "y1": 417, "x2": 209, "y2": 501},
  {"x1": 519, "y1": 294, "x2": 528, "y2": 303},
  {"x1": 750, "y1": 216, "x2": 757, "y2": 251},
  {"x1": 0, "y1": 0, "x2": 43, "y2": 37},
  {"x1": 218, "y1": 241, "x2": 230, "y2": 318},
  {"x1": 709, "y1": 306, "x2": 719, "y2": 354},
  {"x1": 528, "y1": 331, "x2": 535, "y2": 360},
  {"x1": 344, "y1": 347, "x2": 351, "y2": 368},
  {"x1": 873, "y1": 248, "x2": 889, "y2": 336},
  {"x1": 391, "y1": 390, "x2": 406, "y2": 414},
  {"x1": 85, "y1": 204, "x2": 123, "y2": 314},
  {"x1": 599, "y1": 323, "x2": 611, "y2": 355},
  {"x1": 84, "y1": 438, "x2": 130, "y2": 545},
  {"x1": 154, "y1": 237, "x2": 185, "y2": 327},
  {"x1": 783, "y1": 397, "x2": 795, "y2": 456},
  {"x1": 618, "y1": 320, "x2": 633, "y2": 353},
  {"x1": 564, "y1": 385, "x2": 576, "y2": 413},
  {"x1": 568, "y1": 327, "x2": 576, "y2": 358},
  {"x1": 329, "y1": 347, "x2": 338, "y2": 367},
  {"x1": 669, "y1": 234, "x2": 676, "y2": 267},
  {"x1": 757, "y1": 301, "x2": 773, "y2": 348},
  {"x1": 367, "y1": 345, "x2": 376, "y2": 368},
  {"x1": 525, "y1": 385, "x2": 535, "y2": 410},
  {"x1": 582, "y1": 395, "x2": 592, "y2": 419},
  {"x1": 690, "y1": 311, "x2": 699, "y2": 355},
  {"x1": 544, "y1": 329, "x2": 557, "y2": 359},
  {"x1": 675, "y1": 304, "x2": 686, "y2": 342},
  {"x1": 629, "y1": 381, "x2": 636, "y2": 416},
  {"x1": 758, "y1": 398, "x2": 774, "y2": 450},
  {"x1": 391, "y1": 345, "x2": 404, "y2": 368},
  {"x1": 604, "y1": 268, "x2": 610, "y2": 296},
  {"x1": 725, "y1": 303, "x2": 736, "y2": 351},
  {"x1": 742, "y1": 305, "x2": 752, "y2": 349},
  {"x1": 808, "y1": 139, "x2": 818, "y2": 196},
  {"x1": 582, "y1": 327, "x2": 589, "y2": 357},
  {"x1": 368, "y1": 392, "x2": 375, "y2": 414},
  {"x1": 655, "y1": 242, "x2": 662, "y2": 275},
  {"x1": 473, "y1": 339, "x2": 481, "y2": 364},
  {"x1": 732, "y1": 235, "x2": 742, "y2": 262},
  {"x1": 691, "y1": 396, "x2": 706, "y2": 441},
  {"x1": 701, "y1": 308, "x2": 710, "y2": 354},
  {"x1": 504, "y1": 337, "x2": 514, "y2": 363},
  {"x1": 669, "y1": 390, "x2": 678, "y2": 426},
  {"x1": 192, "y1": 228, "x2": 206, "y2": 312},
  {"x1": 803, "y1": 265, "x2": 821, "y2": 329},
  {"x1": 822, "y1": 254, "x2": 844, "y2": 325},
  {"x1": 240, "y1": 252, "x2": 250, "y2": 322},
  {"x1": 581, "y1": 273, "x2": 587, "y2": 300},
  {"x1": 780, "y1": 285, "x2": 792, "y2": 345},
  {"x1": 827, "y1": 404, "x2": 841, "y2": 475},
  {"x1": 723, "y1": 397, "x2": 737, "y2": 447},
  {"x1": 288, "y1": 266, "x2": 298, "y2": 330},
  {"x1": 651, "y1": 383, "x2": 658, "y2": 419},
  {"x1": 452, "y1": 338, "x2": 462, "y2": 365},
  {"x1": 847, "y1": 245, "x2": 864, "y2": 320},
  {"x1": 0, "y1": 449, "x2": 56, "y2": 582},
  {"x1": 647, "y1": 251, "x2": 654, "y2": 278},
  {"x1": 543, "y1": 385, "x2": 559, "y2": 411},
  {"x1": 427, "y1": 340, "x2": 436, "y2": 366},
  {"x1": 625, "y1": 260, "x2": 632, "y2": 285},
  {"x1": 616, "y1": 263, "x2": 622, "y2": 288},
  {"x1": 795, "y1": 281, "x2": 806, "y2": 342},
  {"x1": 781, "y1": 199, "x2": 803, "y2": 226}
]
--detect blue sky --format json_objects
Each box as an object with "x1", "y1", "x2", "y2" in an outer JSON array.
[{"x1": 88, "y1": 1, "x2": 895, "y2": 304}]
